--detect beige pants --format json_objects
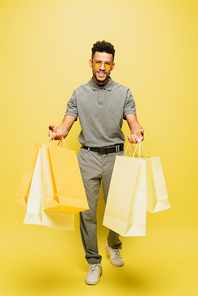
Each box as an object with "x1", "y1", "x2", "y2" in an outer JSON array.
[{"x1": 77, "y1": 148, "x2": 124, "y2": 264}]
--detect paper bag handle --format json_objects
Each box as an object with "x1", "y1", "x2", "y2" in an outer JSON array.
[
  {"x1": 124, "y1": 140, "x2": 147, "y2": 159},
  {"x1": 48, "y1": 136, "x2": 68, "y2": 149}
]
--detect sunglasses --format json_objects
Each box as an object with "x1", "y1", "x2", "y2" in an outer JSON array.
[{"x1": 92, "y1": 60, "x2": 113, "y2": 69}]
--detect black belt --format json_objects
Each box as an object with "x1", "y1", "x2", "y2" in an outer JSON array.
[{"x1": 82, "y1": 144, "x2": 124, "y2": 155}]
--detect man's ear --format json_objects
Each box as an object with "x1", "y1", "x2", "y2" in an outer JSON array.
[
  {"x1": 89, "y1": 59, "x2": 93, "y2": 68},
  {"x1": 111, "y1": 63, "x2": 115, "y2": 71}
]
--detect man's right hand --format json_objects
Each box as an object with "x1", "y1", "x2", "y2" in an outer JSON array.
[
  {"x1": 48, "y1": 115, "x2": 76, "y2": 141},
  {"x1": 48, "y1": 124, "x2": 63, "y2": 140}
]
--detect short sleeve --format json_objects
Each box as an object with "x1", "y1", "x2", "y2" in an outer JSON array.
[
  {"x1": 65, "y1": 91, "x2": 78, "y2": 120},
  {"x1": 123, "y1": 89, "x2": 136, "y2": 119}
]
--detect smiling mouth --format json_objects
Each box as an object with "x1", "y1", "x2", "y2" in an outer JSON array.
[{"x1": 98, "y1": 72, "x2": 106, "y2": 77}]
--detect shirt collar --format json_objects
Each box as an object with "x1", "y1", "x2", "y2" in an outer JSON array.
[{"x1": 89, "y1": 77, "x2": 114, "y2": 91}]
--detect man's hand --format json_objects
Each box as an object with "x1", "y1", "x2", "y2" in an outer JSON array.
[
  {"x1": 48, "y1": 115, "x2": 76, "y2": 141},
  {"x1": 48, "y1": 124, "x2": 64, "y2": 140},
  {"x1": 125, "y1": 114, "x2": 144, "y2": 144},
  {"x1": 127, "y1": 128, "x2": 144, "y2": 144}
]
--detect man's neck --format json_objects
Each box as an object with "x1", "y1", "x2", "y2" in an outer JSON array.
[{"x1": 92, "y1": 76, "x2": 110, "y2": 86}]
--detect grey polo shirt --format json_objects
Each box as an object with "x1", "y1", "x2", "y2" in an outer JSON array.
[{"x1": 65, "y1": 77, "x2": 136, "y2": 147}]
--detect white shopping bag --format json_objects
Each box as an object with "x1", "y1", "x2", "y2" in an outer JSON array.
[
  {"x1": 146, "y1": 156, "x2": 171, "y2": 213},
  {"x1": 103, "y1": 142, "x2": 171, "y2": 236},
  {"x1": 103, "y1": 155, "x2": 147, "y2": 236},
  {"x1": 23, "y1": 148, "x2": 74, "y2": 230}
]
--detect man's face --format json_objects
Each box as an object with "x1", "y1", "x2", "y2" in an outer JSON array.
[{"x1": 89, "y1": 51, "x2": 115, "y2": 86}]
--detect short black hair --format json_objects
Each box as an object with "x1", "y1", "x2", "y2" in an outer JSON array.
[{"x1": 91, "y1": 41, "x2": 115, "y2": 60}]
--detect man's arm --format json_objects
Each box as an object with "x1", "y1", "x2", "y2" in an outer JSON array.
[
  {"x1": 125, "y1": 114, "x2": 144, "y2": 143},
  {"x1": 48, "y1": 115, "x2": 76, "y2": 140}
]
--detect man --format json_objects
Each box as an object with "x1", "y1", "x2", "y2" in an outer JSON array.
[{"x1": 49, "y1": 41, "x2": 144, "y2": 285}]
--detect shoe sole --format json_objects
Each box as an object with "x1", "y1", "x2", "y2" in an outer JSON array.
[
  {"x1": 85, "y1": 279, "x2": 100, "y2": 285},
  {"x1": 85, "y1": 272, "x2": 102, "y2": 285}
]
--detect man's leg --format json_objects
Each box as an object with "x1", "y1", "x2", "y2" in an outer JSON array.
[{"x1": 78, "y1": 148, "x2": 102, "y2": 264}]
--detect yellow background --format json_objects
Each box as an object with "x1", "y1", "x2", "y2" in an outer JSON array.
[{"x1": 0, "y1": 0, "x2": 198, "y2": 295}]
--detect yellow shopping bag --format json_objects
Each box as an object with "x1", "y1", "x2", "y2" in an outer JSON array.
[
  {"x1": 43, "y1": 141, "x2": 88, "y2": 213},
  {"x1": 24, "y1": 147, "x2": 74, "y2": 230},
  {"x1": 14, "y1": 143, "x2": 40, "y2": 207},
  {"x1": 14, "y1": 140, "x2": 89, "y2": 214}
]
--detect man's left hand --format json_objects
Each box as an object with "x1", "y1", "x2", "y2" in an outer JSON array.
[{"x1": 127, "y1": 128, "x2": 144, "y2": 144}]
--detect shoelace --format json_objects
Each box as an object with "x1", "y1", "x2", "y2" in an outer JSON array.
[
  {"x1": 112, "y1": 249, "x2": 121, "y2": 259},
  {"x1": 89, "y1": 264, "x2": 100, "y2": 274}
]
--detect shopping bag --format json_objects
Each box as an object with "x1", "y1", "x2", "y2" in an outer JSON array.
[
  {"x1": 14, "y1": 140, "x2": 89, "y2": 214},
  {"x1": 24, "y1": 147, "x2": 74, "y2": 230},
  {"x1": 43, "y1": 141, "x2": 88, "y2": 213},
  {"x1": 103, "y1": 155, "x2": 147, "y2": 237},
  {"x1": 13, "y1": 143, "x2": 40, "y2": 207},
  {"x1": 145, "y1": 156, "x2": 171, "y2": 213},
  {"x1": 132, "y1": 141, "x2": 170, "y2": 213},
  {"x1": 103, "y1": 142, "x2": 171, "y2": 236}
]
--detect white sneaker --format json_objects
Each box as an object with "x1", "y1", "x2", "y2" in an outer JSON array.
[
  {"x1": 85, "y1": 263, "x2": 102, "y2": 285},
  {"x1": 105, "y1": 243, "x2": 124, "y2": 267}
]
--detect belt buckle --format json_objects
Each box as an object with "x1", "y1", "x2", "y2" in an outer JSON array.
[
  {"x1": 103, "y1": 148, "x2": 108, "y2": 155},
  {"x1": 99, "y1": 147, "x2": 108, "y2": 155},
  {"x1": 97, "y1": 145, "x2": 121, "y2": 155},
  {"x1": 97, "y1": 148, "x2": 103, "y2": 154},
  {"x1": 116, "y1": 145, "x2": 120, "y2": 153}
]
